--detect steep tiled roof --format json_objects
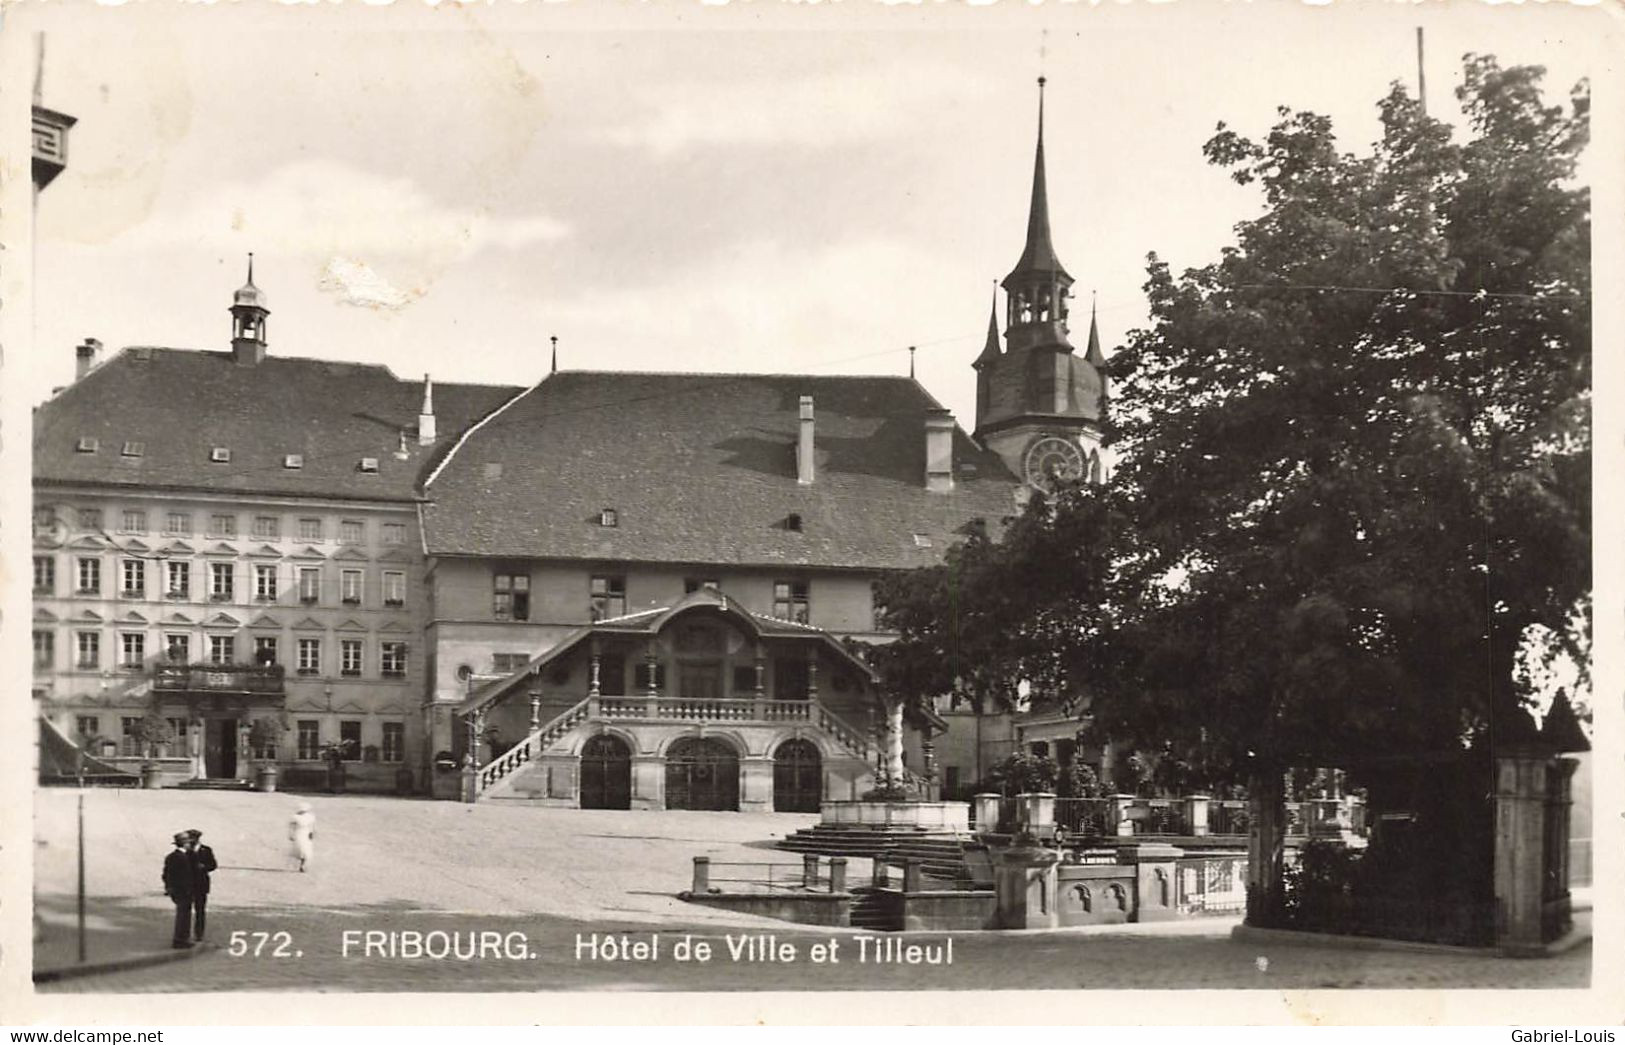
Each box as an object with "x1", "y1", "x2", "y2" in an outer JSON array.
[
  {"x1": 34, "y1": 348, "x2": 520, "y2": 502},
  {"x1": 423, "y1": 371, "x2": 1019, "y2": 569}
]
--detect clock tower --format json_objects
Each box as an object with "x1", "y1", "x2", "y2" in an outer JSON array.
[{"x1": 973, "y1": 78, "x2": 1108, "y2": 492}]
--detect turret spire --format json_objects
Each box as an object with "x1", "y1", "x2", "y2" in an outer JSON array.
[
  {"x1": 974, "y1": 285, "x2": 1002, "y2": 368},
  {"x1": 230, "y1": 252, "x2": 269, "y2": 366},
  {"x1": 1084, "y1": 292, "x2": 1105, "y2": 367}
]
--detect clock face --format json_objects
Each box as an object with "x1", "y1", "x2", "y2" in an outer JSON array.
[{"x1": 1023, "y1": 436, "x2": 1086, "y2": 492}]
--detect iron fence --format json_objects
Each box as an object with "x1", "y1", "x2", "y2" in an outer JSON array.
[
  {"x1": 1055, "y1": 797, "x2": 1110, "y2": 835},
  {"x1": 690, "y1": 855, "x2": 848, "y2": 894}
]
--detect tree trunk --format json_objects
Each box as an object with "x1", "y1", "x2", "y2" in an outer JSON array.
[
  {"x1": 1245, "y1": 768, "x2": 1287, "y2": 927},
  {"x1": 885, "y1": 700, "x2": 905, "y2": 785}
]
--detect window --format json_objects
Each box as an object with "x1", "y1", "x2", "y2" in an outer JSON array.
[
  {"x1": 283, "y1": 454, "x2": 304, "y2": 470},
  {"x1": 164, "y1": 512, "x2": 192, "y2": 536},
  {"x1": 598, "y1": 508, "x2": 618, "y2": 527},
  {"x1": 209, "y1": 562, "x2": 234, "y2": 600},
  {"x1": 297, "y1": 518, "x2": 323, "y2": 542},
  {"x1": 382, "y1": 571, "x2": 406, "y2": 607},
  {"x1": 598, "y1": 654, "x2": 627, "y2": 696},
  {"x1": 773, "y1": 580, "x2": 810, "y2": 624},
  {"x1": 121, "y1": 717, "x2": 142, "y2": 757},
  {"x1": 33, "y1": 556, "x2": 55, "y2": 595},
  {"x1": 380, "y1": 641, "x2": 407, "y2": 678},
  {"x1": 121, "y1": 558, "x2": 146, "y2": 597},
  {"x1": 76, "y1": 437, "x2": 99, "y2": 454},
  {"x1": 120, "y1": 510, "x2": 147, "y2": 534},
  {"x1": 299, "y1": 567, "x2": 321, "y2": 604},
  {"x1": 208, "y1": 514, "x2": 237, "y2": 538},
  {"x1": 120, "y1": 632, "x2": 146, "y2": 669},
  {"x1": 34, "y1": 630, "x2": 54, "y2": 670},
  {"x1": 161, "y1": 718, "x2": 189, "y2": 759},
  {"x1": 381, "y1": 523, "x2": 406, "y2": 545},
  {"x1": 165, "y1": 634, "x2": 190, "y2": 663},
  {"x1": 210, "y1": 447, "x2": 231, "y2": 463},
  {"x1": 252, "y1": 515, "x2": 281, "y2": 540},
  {"x1": 254, "y1": 636, "x2": 278, "y2": 666},
  {"x1": 77, "y1": 508, "x2": 103, "y2": 531},
  {"x1": 341, "y1": 569, "x2": 363, "y2": 605},
  {"x1": 76, "y1": 557, "x2": 101, "y2": 594},
  {"x1": 339, "y1": 720, "x2": 363, "y2": 760},
  {"x1": 208, "y1": 635, "x2": 235, "y2": 665},
  {"x1": 254, "y1": 564, "x2": 279, "y2": 601},
  {"x1": 122, "y1": 441, "x2": 145, "y2": 458},
  {"x1": 731, "y1": 664, "x2": 758, "y2": 694},
  {"x1": 492, "y1": 653, "x2": 530, "y2": 675},
  {"x1": 684, "y1": 578, "x2": 721, "y2": 594},
  {"x1": 76, "y1": 631, "x2": 100, "y2": 669},
  {"x1": 76, "y1": 715, "x2": 100, "y2": 739},
  {"x1": 339, "y1": 520, "x2": 364, "y2": 544},
  {"x1": 297, "y1": 638, "x2": 321, "y2": 676},
  {"x1": 358, "y1": 457, "x2": 379, "y2": 474},
  {"x1": 493, "y1": 573, "x2": 530, "y2": 621},
  {"x1": 166, "y1": 561, "x2": 190, "y2": 599},
  {"x1": 589, "y1": 575, "x2": 626, "y2": 621},
  {"x1": 252, "y1": 725, "x2": 277, "y2": 760},
  {"x1": 297, "y1": 720, "x2": 320, "y2": 761},
  {"x1": 381, "y1": 722, "x2": 405, "y2": 763},
  {"x1": 340, "y1": 639, "x2": 363, "y2": 677}
]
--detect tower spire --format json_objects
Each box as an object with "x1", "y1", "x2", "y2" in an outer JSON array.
[
  {"x1": 1005, "y1": 77, "x2": 1071, "y2": 289},
  {"x1": 230, "y1": 251, "x2": 269, "y2": 366}
]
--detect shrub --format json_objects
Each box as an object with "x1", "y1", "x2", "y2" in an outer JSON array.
[{"x1": 984, "y1": 752, "x2": 1058, "y2": 796}]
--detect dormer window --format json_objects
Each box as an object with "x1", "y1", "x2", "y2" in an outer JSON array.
[
  {"x1": 598, "y1": 508, "x2": 618, "y2": 528},
  {"x1": 785, "y1": 512, "x2": 804, "y2": 533},
  {"x1": 912, "y1": 533, "x2": 933, "y2": 548},
  {"x1": 358, "y1": 457, "x2": 379, "y2": 474},
  {"x1": 75, "y1": 437, "x2": 98, "y2": 454},
  {"x1": 121, "y1": 441, "x2": 145, "y2": 457},
  {"x1": 210, "y1": 447, "x2": 231, "y2": 463},
  {"x1": 283, "y1": 454, "x2": 304, "y2": 469}
]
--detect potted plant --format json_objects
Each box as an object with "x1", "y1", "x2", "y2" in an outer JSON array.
[
  {"x1": 129, "y1": 709, "x2": 176, "y2": 789},
  {"x1": 248, "y1": 717, "x2": 282, "y2": 792}
]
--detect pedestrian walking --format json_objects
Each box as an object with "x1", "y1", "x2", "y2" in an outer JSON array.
[
  {"x1": 185, "y1": 829, "x2": 217, "y2": 942},
  {"x1": 289, "y1": 802, "x2": 316, "y2": 872},
  {"x1": 161, "y1": 831, "x2": 196, "y2": 948}
]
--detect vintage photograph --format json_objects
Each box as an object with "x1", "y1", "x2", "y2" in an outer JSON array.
[{"x1": 8, "y1": 0, "x2": 1608, "y2": 1018}]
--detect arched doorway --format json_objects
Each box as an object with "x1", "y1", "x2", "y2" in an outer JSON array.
[
  {"x1": 773, "y1": 739, "x2": 823, "y2": 813},
  {"x1": 580, "y1": 734, "x2": 631, "y2": 810},
  {"x1": 665, "y1": 737, "x2": 739, "y2": 811}
]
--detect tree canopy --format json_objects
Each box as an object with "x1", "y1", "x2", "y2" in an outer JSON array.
[{"x1": 872, "y1": 55, "x2": 1590, "y2": 787}]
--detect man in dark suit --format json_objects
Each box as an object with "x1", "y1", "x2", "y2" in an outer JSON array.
[
  {"x1": 184, "y1": 829, "x2": 217, "y2": 942},
  {"x1": 161, "y1": 832, "x2": 195, "y2": 948}
]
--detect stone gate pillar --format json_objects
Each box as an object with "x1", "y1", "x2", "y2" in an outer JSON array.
[
  {"x1": 1494, "y1": 751, "x2": 1577, "y2": 954},
  {"x1": 993, "y1": 843, "x2": 1061, "y2": 929},
  {"x1": 739, "y1": 756, "x2": 773, "y2": 813}
]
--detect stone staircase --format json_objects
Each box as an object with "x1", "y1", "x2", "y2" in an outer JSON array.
[
  {"x1": 173, "y1": 778, "x2": 254, "y2": 792},
  {"x1": 778, "y1": 824, "x2": 988, "y2": 889},
  {"x1": 848, "y1": 888, "x2": 899, "y2": 931}
]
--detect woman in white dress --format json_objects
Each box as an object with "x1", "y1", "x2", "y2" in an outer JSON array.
[{"x1": 289, "y1": 802, "x2": 316, "y2": 872}]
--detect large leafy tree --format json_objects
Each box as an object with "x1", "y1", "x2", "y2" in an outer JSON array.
[{"x1": 1090, "y1": 56, "x2": 1589, "y2": 919}]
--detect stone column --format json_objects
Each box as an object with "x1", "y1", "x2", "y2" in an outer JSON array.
[
  {"x1": 630, "y1": 755, "x2": 664, "y2": 811},
  {"x1": 993, "y1": 843, "x2": 1061, "y2": 929},
  {"x1": 1118, "y1": 843, "x2": 1184, "y2": 922},
  {"x1": 236, "y1": 721, "x2": 251, "y2": 782},
  {"x1": 1494, "y1": 752, "x2": 1560, "y2": 954},
  {"x1": 805, "y1": 647, "x2": 819, "y2": 701},
  {"x1": 1022, "y1": 792, "x2": 1056, "y2": 837},
  {"x1": 1184, "y1": 794, "x2": 1211, "y2": 837},
  {"x1": 754, "y1": 649, "x2": 766, "y2": 698},
  {"x1": 528, "y1": 689, "x2": 541, "y2": 732},
  {"x1": 1109, "y1": 793, "x2": 1139, "y2": 837},
  {"x1": 973, "y1": 793, "x2": 1001, "y2": 834},
  {"x1": 739, "y1": 756, "x2": 773, "y2": 813}
]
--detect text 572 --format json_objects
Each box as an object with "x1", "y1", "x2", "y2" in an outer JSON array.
[{"x1": 226, "y1": 930, "x2": 302, "y2": 958}]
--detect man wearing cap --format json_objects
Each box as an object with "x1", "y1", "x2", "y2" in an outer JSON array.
[
  {"x1": 161, "y1": 832, "x2": 196, "y2": 948},
  {"x1": 185, "y1": 830, "x2": 217, "y2": 942}
]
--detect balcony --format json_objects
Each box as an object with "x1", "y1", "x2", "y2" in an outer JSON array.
[
  {"x1": 153, "y1": 662, "x2": 286, "y2": 698},
  {"x1": 594, "y1": 696, "x2": 815, "y2": 724}
]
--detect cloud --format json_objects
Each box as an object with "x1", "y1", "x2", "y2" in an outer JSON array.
[
  {"x1": 124, "y1": 158, "x2": 570, "y2": 261},
  {"x1": 602, "y1": 63, "x2": 995, "y2": 158}
]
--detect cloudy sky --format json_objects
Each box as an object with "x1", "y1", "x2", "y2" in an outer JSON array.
[{"x1": 23, "y1": 2, "x2": 1610, "y2": 425}]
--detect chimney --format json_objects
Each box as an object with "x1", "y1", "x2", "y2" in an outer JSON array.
[
  {"x1": 797, "y1": 395, "x2": 815, "y2": 485},
  {"x1": 924, "y1": 407, "x2": 954, "y2": 493},
  {"x1": 75, "y1": 338, "x2": 102, "y2": 381},
  {"x1": 418, "y1": 373, "x2": 437, "y2": 445}
]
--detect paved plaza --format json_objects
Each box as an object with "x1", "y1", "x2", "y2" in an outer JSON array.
[{"x1": 32, "y1": 788, "x2": 1589, "y2": 992}]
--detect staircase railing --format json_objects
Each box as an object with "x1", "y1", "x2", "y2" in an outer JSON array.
[
  {"x1": 477, "y1": 696, "x2": 593, "y2": 795},
  {"x1": 813, "y1": 699, "x2": 872, "y2": 762}
]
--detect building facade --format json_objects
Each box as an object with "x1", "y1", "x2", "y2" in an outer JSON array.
[{"x1": 32, "y1": 266, "x2": 518, "y2": 792}]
